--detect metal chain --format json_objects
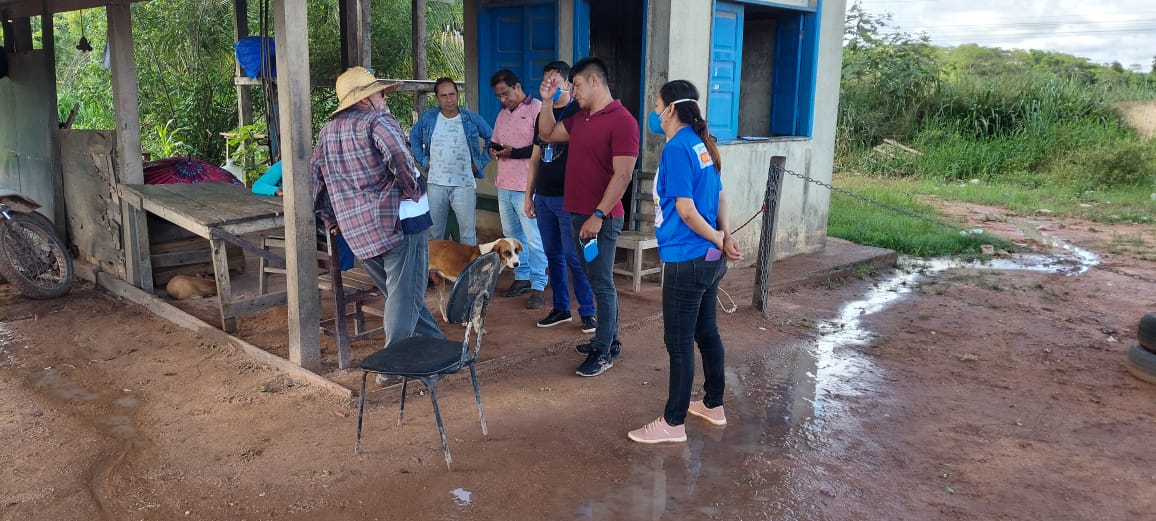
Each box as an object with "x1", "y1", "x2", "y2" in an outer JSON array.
[
  {"x1": 777, "y1": 166, "x2": 967, "y2": 233},
  {"x1": 778, "y1": 166, "x2": 1156, "y2": 284}
]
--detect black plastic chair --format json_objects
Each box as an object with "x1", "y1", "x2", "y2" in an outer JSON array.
[{"x1": 354, "y1": 251, "x2": 502, "y2": 471}]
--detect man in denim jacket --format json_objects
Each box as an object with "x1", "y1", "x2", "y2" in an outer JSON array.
[{"x1": 409, "y1": 77, "x2": 494, "y2": 245}]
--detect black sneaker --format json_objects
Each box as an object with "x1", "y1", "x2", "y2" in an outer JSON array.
[
  {"x1": 537, "y1": 309, "x2": 573, "y2": 328},
  {"x1": 575, "y1": 337, "x2": 621, "y2": 358},
  {"x1": 580, "y1": 316, "x2": 597, "y2": 334},
  {"x1": 502, "y1": 280, "x2": 532, "y2": 298},
  {"x1": 576, "y1": 351, "x2": 614, "y2": 377}
]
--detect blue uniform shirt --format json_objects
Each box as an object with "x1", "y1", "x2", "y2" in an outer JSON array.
[{"x1": 654, "y1": 126, "x2": 722, "y2": 263}]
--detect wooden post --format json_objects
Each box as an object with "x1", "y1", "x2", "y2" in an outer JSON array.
[
  {"x1": 107, "y1": 3, "x2": 152, "y2": 293},
  {"x1": 411, "y1": 0, "x2": 428, "y2": 115},
  {"x1": 753, "y1": 155, "x2": 786, "y2": 318},
  {"x1": 339, "y1": 0, "x2": 372, "y2": 69},
  {"x1": 4, "y1": 18, "x2": 33, "y2": 52},
  {"x1": 273, "y1": 0, "x2": 322, "y2": 371},
  {"x1": 232, "y1": 0, "x2": 254, "y2": 132},
  {"x1": 39, "y1": 6, "x2": 67, "y2": 238}
]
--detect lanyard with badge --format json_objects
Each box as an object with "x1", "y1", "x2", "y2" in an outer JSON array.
[{"x1": 542, "y1": 96, "x2": 574, "y2": 164}]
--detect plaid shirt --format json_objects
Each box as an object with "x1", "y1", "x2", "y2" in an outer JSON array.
[{"x1": 311, "y1": 106, "x2": 424, "y2": 259}]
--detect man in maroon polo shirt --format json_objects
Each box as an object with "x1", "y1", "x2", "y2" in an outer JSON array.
[{"x1": 538, "y1": 56, "x2": 639, "y2": 378}]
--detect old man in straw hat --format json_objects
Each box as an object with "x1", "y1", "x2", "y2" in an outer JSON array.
[{"x1": 311, "y1": 67, "x2": 445, "y2": 384}]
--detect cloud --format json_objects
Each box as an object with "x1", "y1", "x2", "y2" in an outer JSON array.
[{"x1": 856, "y1": 0, "x2": 1156, "y2": 71}]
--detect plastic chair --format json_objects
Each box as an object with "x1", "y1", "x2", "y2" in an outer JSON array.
[{"x1": 354, "y1": 251, "x2": 502, "y2": 471}]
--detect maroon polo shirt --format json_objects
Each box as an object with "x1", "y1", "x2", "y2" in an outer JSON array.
[{"x1": 561, "y1": 99, "x2": 640, "y2": 217}]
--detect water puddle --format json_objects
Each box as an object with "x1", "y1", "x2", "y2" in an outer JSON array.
[
  {"x1": 574, "y1": 231, "x2": 1099, "y2": 519},
  {"x1": 449, "y1": 488, "x2": 472, "y2": 506},
  {"x1": 32, "y1": 368, "x2": 98, "y2": 402}
]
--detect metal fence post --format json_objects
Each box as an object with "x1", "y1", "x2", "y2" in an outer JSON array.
[{"x1": 753, "y1": 156, "x2": 786, "y2": 318}]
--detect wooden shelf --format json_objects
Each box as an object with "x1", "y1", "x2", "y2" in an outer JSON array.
[{"x1": 234, "y1": 76, "x2": 464, "y2": 93}]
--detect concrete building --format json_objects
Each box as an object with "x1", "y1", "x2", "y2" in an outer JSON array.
[{"x1": 464, "y1": 0, "x2": 846, "y2": 263}]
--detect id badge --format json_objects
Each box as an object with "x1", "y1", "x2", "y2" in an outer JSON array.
[{"x1": 543, "y1": 144, "x2": 555, "y2": 163}]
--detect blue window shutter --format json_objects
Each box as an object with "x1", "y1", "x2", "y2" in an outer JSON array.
[
  {"x1": 574, "y1": 0, "x2": 591, "y2": 62},
  {"x1": 770, "y1": 13, "x2": 803, "y2": 136},
  {"x1": 709, "y1": 2, "x2": 743, "y2": 141},
  {"x1": 795, "y1": 12, "x2": 820, "y2": 137}
]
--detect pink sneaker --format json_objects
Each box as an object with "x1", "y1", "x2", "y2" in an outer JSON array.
[
  {"x1": 688, "y1": 401, "x2": 726, "y2": 426},
  {"x1": 627, "y1": 417, "x2": 687, "y2": 444}
]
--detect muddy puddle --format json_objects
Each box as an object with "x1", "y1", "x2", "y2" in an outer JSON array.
[{"x1": 569, "y1": 233, "x2": 1099, "y2": 519}]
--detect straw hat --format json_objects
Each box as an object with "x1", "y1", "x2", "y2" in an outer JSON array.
[{"x1": 333, "y1": 67, "x2": 401, "y2": 115}]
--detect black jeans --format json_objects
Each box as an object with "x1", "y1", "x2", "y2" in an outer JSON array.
[{"x1": 662, "y1": 256, "x2": 727, "y2": 426}]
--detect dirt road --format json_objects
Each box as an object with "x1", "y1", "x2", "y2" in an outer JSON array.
[{"x1": 2, "y1": 204, "x2": 1154, "y2": 520}]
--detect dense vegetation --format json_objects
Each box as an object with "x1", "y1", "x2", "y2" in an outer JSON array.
[
  {"x1": 7, "y1": 0, "x2": 464, "y2": 178},
  {"x1": 838, "y1": 3, "x2": 1156, "y2": 194},
  {"x1": 831, "y1": 3, "x2": 1156, "y2": 256}
]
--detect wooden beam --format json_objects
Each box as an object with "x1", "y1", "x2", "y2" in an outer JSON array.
[
  {"x1": 411, "y1": 0, "x2": 428, "y2": 115},
  {"x1": 338, "y1": 0, "x2": 371, "y2": 69},
  {"x1": 753, "y1": 156, "x2": 787, "y2": 318},
  {"x1": 233, "y1": 76, "x2": 463, "y2": 93},
  {"x1": 232, "y1": 0, "x2": 254, "y2": 134},
  {"x1": 273, "y1": 0, "x2": 322, "y2": 371},
  {"x1": 39, "y1": 6, "x2": 67, "y2": 238},
  {"x1": 89, "y1": 267, "x2": 351, "y2": 399},
  {"x1": 4, "y1": 17, "x2": 33, "y2": 53},
  {"x1": 3, "y1": 0, "x2": 134, "y2": 19},
  {"x1": 107, "y1": 3, "x2": 151, "y2": 292}
]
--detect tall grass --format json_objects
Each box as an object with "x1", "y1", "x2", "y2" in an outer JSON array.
[{"x1": 839, "y1": 74, "x2": 1156, "y2": 194}]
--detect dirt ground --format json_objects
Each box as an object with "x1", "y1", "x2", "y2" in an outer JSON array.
[
  {"x1": 3, "y1": 202, "x2": 1155, "y2": 520},
  {"x1": 1118, "y1": 100, "x2": 1156, "y2": 140}
]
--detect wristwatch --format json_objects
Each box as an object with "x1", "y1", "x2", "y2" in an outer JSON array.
[{"x1": 592, "y1": 208, "x2": 606, "y2": 219}]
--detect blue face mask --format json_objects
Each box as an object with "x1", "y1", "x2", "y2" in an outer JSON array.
[
  {"x1": 647, "y1": 110, "x2": 664, "y2": 135},
  {"x1": 648, "y1": 98, "x2": 696, "y2": 135}
]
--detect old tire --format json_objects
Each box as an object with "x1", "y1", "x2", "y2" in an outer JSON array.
[
  {"x1": 1125, "y1": 344, "x2": 1156, "y2": 386},
  {"x1": 1138, "y1": 313, "x2": 1156, "y2": 352}
]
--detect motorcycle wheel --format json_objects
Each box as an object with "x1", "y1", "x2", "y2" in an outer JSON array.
[{"x1": 0, "y1": 213, "x2": 74, "y2": 299}]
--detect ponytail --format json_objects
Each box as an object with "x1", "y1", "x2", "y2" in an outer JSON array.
[{"x1": 660, "y1": 80, "x2": 723, "y2": 173}]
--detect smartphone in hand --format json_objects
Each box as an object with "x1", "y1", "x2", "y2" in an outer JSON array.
[
  {"x1": 705, "y1": 247, "x2": 723, "y2": 261},
  {"x1": 489, "y1": 142, "x2": 504, "y2": 151}
]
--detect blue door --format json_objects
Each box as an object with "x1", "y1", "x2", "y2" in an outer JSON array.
[
  {"x1": 708, "y1": 2, "x2": 743, "y2": 141},
  {"x1": 478, "y1": 3, "x2": 558, "y2": 122}
]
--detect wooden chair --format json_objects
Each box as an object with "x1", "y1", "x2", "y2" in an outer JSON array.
[
  {"x1": 259, "y1": 230, "x2": 383, "y2": 369},
  {"x1": 613, "y1": 170, "x2": 662, "y2": 292}
]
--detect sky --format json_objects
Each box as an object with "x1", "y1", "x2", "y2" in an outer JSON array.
[{"x1": 854, "y1": 0, "x2": 1156, "y2": 72}]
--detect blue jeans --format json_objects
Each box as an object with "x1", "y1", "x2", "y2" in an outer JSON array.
[
  {"x1": 359, "y1": 233, "x2": 445, "y2": 348},
  {"x1": 662, "y1": 257, "x2": 727, "y2": 426},
  {"x1": 535, "y1": 195, "x2": 595, "y2": 317},
  {"x1": 427, "y1": 183, "x2": 477, "y2": 246},
  {"x1": 571, "y1": 213, "x2": 623, "y2": 353},
  {"x1": 497, "y1": 188, "x2": 548, "y2": 291}
]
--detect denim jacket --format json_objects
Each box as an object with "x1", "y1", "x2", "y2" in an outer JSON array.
[{"x1": 409, "y1": 107, "x2": 493, "y2": 179}]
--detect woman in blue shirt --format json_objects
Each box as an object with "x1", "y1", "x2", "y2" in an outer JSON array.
[
  {"x1": 252, "y1": 161, "x2": 355, "y2": 271},
  {"x1": 628, "y1": 80, "x2": 742, "y2": 444}
]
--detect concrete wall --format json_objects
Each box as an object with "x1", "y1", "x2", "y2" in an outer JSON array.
[{"x1": 648, "y1": 0, "x2": 845, "y2": 264}]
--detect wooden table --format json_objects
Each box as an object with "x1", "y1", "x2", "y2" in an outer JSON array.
[{"x1": 119, "y1": 182, "x2": 287, "y2": 332}]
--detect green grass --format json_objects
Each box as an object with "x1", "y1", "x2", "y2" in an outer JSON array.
[{"x1": 827, "y1": 177, "x2": 1015, "y2": 256}]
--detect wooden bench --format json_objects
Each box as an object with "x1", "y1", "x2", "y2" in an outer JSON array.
[{"x1": 613, "y1": 170, "x2": 662, "y2": 293}]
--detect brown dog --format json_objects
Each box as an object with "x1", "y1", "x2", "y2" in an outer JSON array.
[
  {"x1": 165, "y1": 274, "x2": 218, "y2": 300},
  {"x1": 428, "y1": 238, "x2": 522, "y2": 322}
]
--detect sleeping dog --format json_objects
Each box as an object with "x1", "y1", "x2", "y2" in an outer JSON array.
[{"x1": 428, "y1": 238, "x2": 522, "y2": 323}]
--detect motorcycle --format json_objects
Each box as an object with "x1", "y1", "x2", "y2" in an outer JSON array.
[{"x1": 0, "y1": 190, "x2": 74, "y2": 299}]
